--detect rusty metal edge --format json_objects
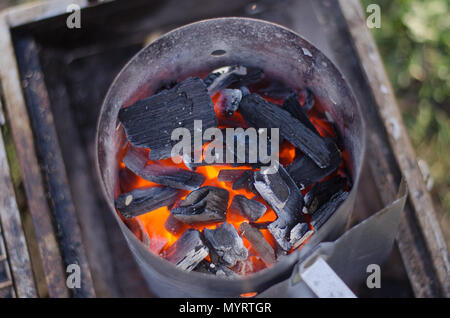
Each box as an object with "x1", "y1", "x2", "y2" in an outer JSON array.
[
  {"x1": 337, "y1": 0, "x2": 449, "y2": 297},
  {"x1": 0, "y1": 13, "x2": 69, "y2": 298}
]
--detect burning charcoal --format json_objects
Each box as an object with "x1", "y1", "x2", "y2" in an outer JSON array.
[
  {"x1": 239, "y1": 222, "x2": 276, "y2": 266},
  {"x1": 230, "y1": 195, "x2": 267, "y2": 222},
  {"x1": 249, "y1": 221, "x2": 272, "y2": 230},
  {"x1": 118, "y1": 77, "x2": 217, "y2": 160},
  {"x1": 204, "y1": 222, "x2": 248, "y2": 267},
  {"x1": 303, "y1": 176, "x2": 347, "y2": 215},
  {"x1": 257, "y1": 79, "x2": 293, "y2": 99},
  {"x1": 283, "y1": 92, "x2": 319, "y2": 135},
  {"x1": 165, "y1": 229, "x2": 208, "y2": 271},
  {"x1": 154, "y1": 80, "x2": 178, "y2": 94},
  {"x1": 165, "y1": 214, "x2": 188, "y2": 236},
  {"x1": 206, "y1": 65, "x2": 264, "y2": 95},
  {"x1": 123, "y1": 146, "x2": 205, "y2": 190},
  {"x1": 311, "y1": 191, "x2": 349, "y2": 230},
  {"x1": 254, "y1": 164, "x2": 305, "y2": 250},
  {"x1": 217, "y1": 169, "x2": 248, "y2": 182},
  {"x1": 290, "y1": 222, "x2": 313, "y2": 249},
  {"x1": 240, "y1": 86, "x2": 251, "y2": 97},
  {"x1": 202, "y1": 72, "x2": 220, "y2": 87},
  {"x1": 217, "y1": 89, "x2": 242, "y2": 117},
  {"x1": 194, "y1": 260, "x2": 236, "y2": 277},
  {"x1": 115, "y1": 186, "x2": 182, "y2": 218},
  {"x1": 171, "y1": 186, "x2": 229, "y2": 225},
  {"x1": 286, "y1": 137, "x2": 341, "y2": 189},
  {"x1": 239, "y1": 94, "x2": 331, "y2": 168},
  {"x1": 253, "y1": 168, "x2": 290, "y2": 212},
  {"x1": 232, "y1": 170, "x2": 257, "y2": 194},
  {"x1": 300, "y1": 87, "x2": 315, "y2": 112}
]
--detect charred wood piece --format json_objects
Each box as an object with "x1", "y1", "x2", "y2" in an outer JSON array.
[
  {"x1": 232, "y1": 170, "x2": 257, "y2": 194},
  {"x1": 171, "y1": 186, "x2": 229, "y2": 225},
  {"x1": 249, "y1": 221, "x2": 272, "y2": 230},
  {"x1": 164, "y1": 229, "x2": 208, "y2": 271},
  {"x1": 239, "y1": 222, "x2": 276, "y2": 266},
  {"x1": 229, "y1": 195, "x2": 267, "y2": 222},
  {"x1": 206, "y1": 65, "x2": 263, "y2": 95},
  {"x1": 311, "y1": 191, "x2": 349, "y2": 230},
  {"x1": 194, "y1": 260, "x2": 236, "y2": 277},
  {"x1": 300, "y1": 87, "x2": 315, "y2": 112},
  {"x1": 303, "y1": 176, "x2": 347, "y2": 215},
  {"x1": 164, "y1": 214, "x2": 188, "y2": 236},
  {"x1": 254, "y1": 165, "x2": 305, "y2": 250},
  {"x1": 118, "y1": 77, "x2": 217, "y2": 160},
  {"x1": 123, "y1": 146, "x2": 205, "y2": 190},
  {"x1": 286, "y1": 137, "x2": 341, "y2": 189},
  {"x1": 115, "y1": 186, "x2": 182, "y2": 218},
  {"x1": 257, "y1": 79, "x2": 293, "y2": 99},
  {"x1": 217, "y1": 169, "x2": 249, "y2": 182},
  {"x1": 217, "y1": 89, "x2": 242, "y2": 117},
  {"x1": 283, "y1": 92, "x2": 319, "y2": 135},
  {"x1": 239, "y1": 94, "x2": 330, "y2": 168},
  {"x1": 204, "y1": 222, "x2": 248, "y2": 267},
  {"x1": 290, "y1": 222, "x2": 313, "y2": 249}
]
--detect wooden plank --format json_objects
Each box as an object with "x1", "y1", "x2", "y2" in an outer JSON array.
[
  {"x1": 310, "y1": 0, "x2": 447, "y2": 297},
  {"x1": 0, "y1": 120, "x2": 37, "y2": 297},
  {"x1": 336, "y1": 0, "x2": 449, "y2": 296},
  {"x1": 310, "y1": 1, "x2": 448, "y2": 297},
  {"x1": 14, "y1": 36, "x2": 96, "y2": 298},
  {"x1": 0, "y1": 14, "x2": 69, "y2": 298}
]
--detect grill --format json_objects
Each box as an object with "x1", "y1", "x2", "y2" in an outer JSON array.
[{"x1": 0, "y1": 0, "x2": 447, "y2": 298}]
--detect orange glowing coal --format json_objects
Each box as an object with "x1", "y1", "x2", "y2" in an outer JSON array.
[{"x1": 117, "y1": 85, "x2": 345, "y2": 276}]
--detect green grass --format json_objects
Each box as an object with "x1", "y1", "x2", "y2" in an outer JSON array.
[{"x1": 361, "y1": 0, "x2": 450, "y2": 247}]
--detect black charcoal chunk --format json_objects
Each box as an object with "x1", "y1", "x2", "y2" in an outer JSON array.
[
  {"x1": 254, "y1": 164, "x2": 305, "y2": 251},
  {"x1": 194, "y1": 260, "x2": 236, "y2": 277},
  {"x1": 204, "y1": 222, "x2": 248, "y2": 267},
  {"x1": 257, "y1": 79, "x2": 293, "y2": 99},
  {"x1": 165, "y1": 229, "x2": 209, "y2": 271},
  {"x1": 165, "y1": 214, "x2": 188, "y2": 235},
  {"x1": 286, "y1": 137, "x2": 341, "y2": 189},
  {"x1": 311, "y1": 191, "x2": 349, "y2": 230},
  {"x1": 203, "y1": 72, "x2": 220, "y2": 87},
  {"x1": 253, "y1": 168, "x2": 290, "y2": 212},
  {"x1": 239, "y1": 94, "x2": 330, "y2": 168},
  {"x1": 229, "y1": 195, "x2": 267, "y2": 222},
  {"x1": 217, "y1": 89, "x2": 242, "y2": 117},
  {"x1": 171, "y1": 186, "x2": 229, "y2": 225},
  {"x1": 301, "y1": 87, "x2": 315, "y2": 112},
  {"x1": 217, "y1": 169, "x2": 248, "y2": 182},
  {"x1": 249, "y1": 221, "x2": 272, "y2": 230},
  {"x1": 290, "y1": 222, "x2": 313, "y2": 249},
  {"x1": 303, "y1": 176, "x2": 347, "y2": 215},
  {"x1": 115, "y1": 186, "x2": 181, "y2": 219},
  {"x1": 123, "y1": 146, "x2": 205, "y2": 190},
  {"x1": 232, "y1": 170, "x2": 257, "y2": 194},
  {"x1": 206, "y1": 66, "x2": 264, "y2": 95},
  {"x1": 118, "y1": 78, "x2": 217, "y2": 160},
  {"x1": 239, "y1": 222, "x2": 276, "y2": 266},
  {"x1": 283, "y1": 92, "x2": 319, "y2": 135}
]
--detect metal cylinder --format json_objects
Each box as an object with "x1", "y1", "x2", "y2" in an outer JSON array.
[{"x1": 96, "y1": 17, "x2": 365, "y2": 297}]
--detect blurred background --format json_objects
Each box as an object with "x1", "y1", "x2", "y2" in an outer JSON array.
[{"x1": 1, "y1": 0, "x2": 448, "y2": 249}]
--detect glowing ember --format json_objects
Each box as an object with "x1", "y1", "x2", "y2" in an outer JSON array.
[{"x1": 115, "y1": 67, "x2": 351, "y2": 276}]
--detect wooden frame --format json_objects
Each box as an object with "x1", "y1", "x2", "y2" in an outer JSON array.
[{"x1": 0, "y1": 0, "x2": 447, "y2": 297}]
